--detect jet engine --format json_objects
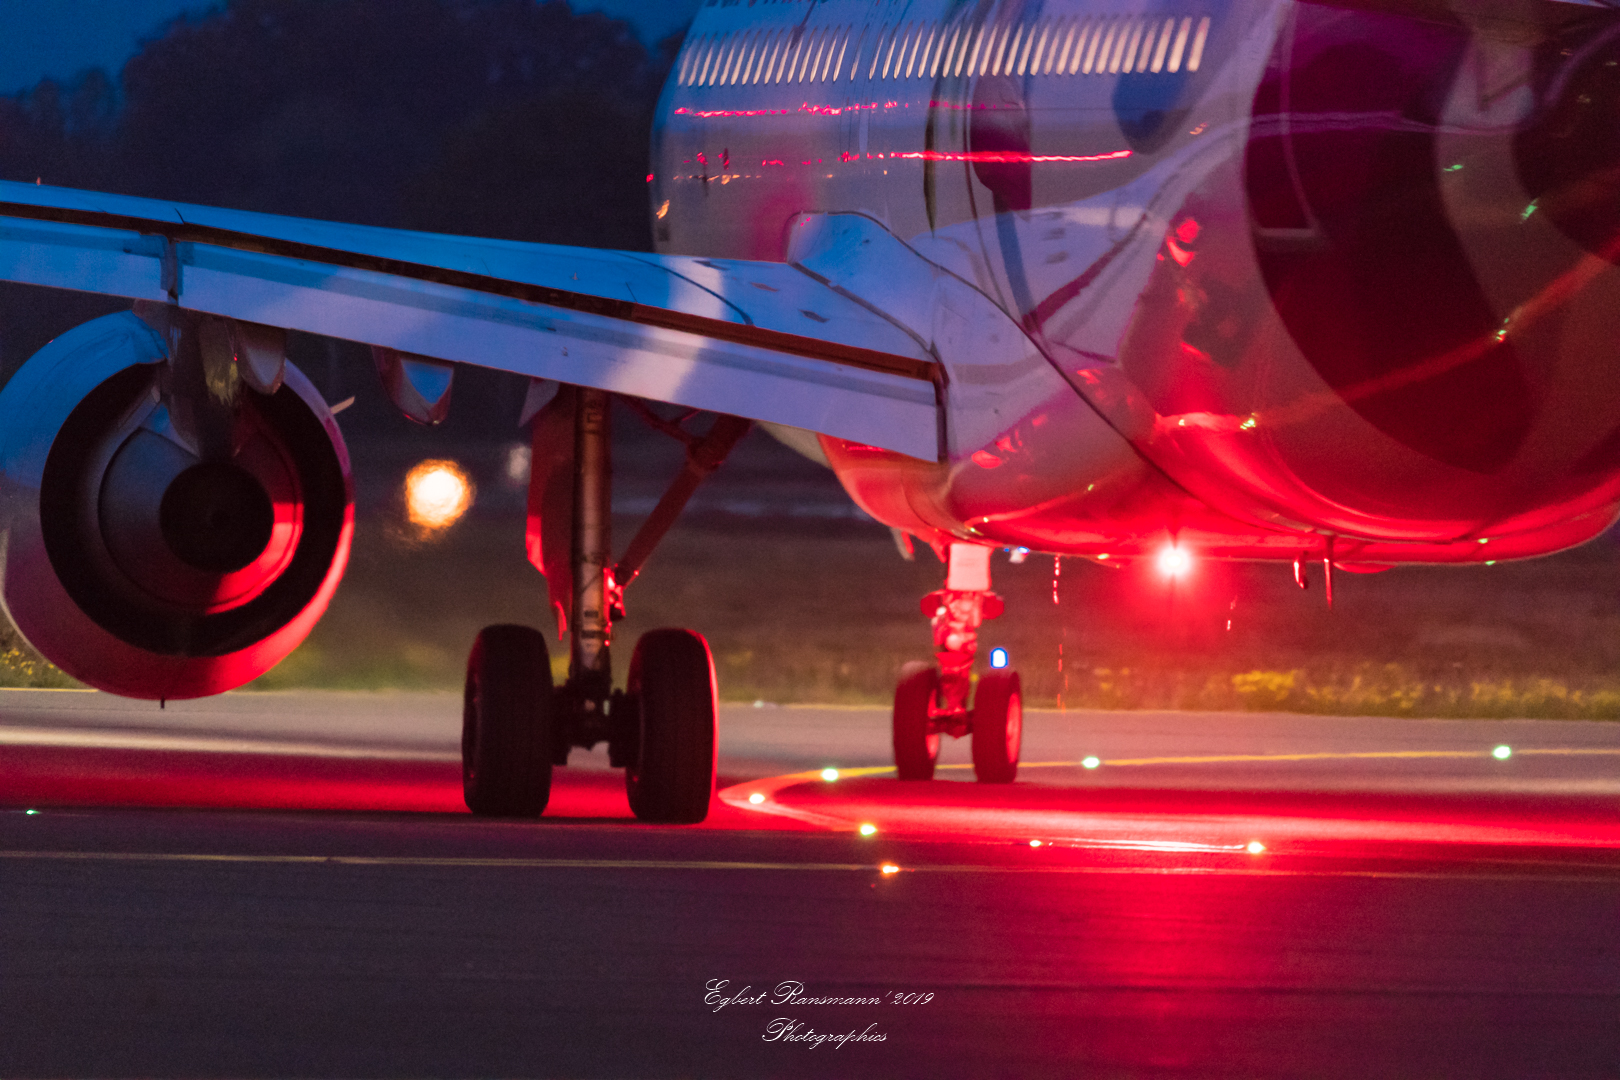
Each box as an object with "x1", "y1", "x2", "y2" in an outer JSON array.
[{"x1": 0, "y1": 310, "x2": 353, "y2": 700}]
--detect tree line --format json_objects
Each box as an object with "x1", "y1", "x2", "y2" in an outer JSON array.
[
  {"x1": 0, "y1": 0, "x2": 682, "y2": 415},
  {"x1": 0, "y1": 0, "x2": 675, "y2": 247}
]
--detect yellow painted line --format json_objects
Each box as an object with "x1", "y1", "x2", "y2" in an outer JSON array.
[
  {"x1": 1518, "y1": 748, "x2": 1620, "y2": 756},
  {"x1": 0, "y1": 849, "x2": 1612, "y2": 882},
  {"x1": 717, "y1": 770, "x2": 857, "y2": 828},
  {"x1": 931, "y1": 748, "x2": 1620, "y2": 769},
  {"x1": 0, "y1": 850, "x2": 875, "y2": 872},
  {"x1": 1095, "y1": 750, "x2": 1484, "y2": 766},
  {"x1": 722, "y1": 746, "x2": 1620, "y2": 832}
]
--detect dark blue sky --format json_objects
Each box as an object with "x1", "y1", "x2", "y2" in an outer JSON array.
[{"x1": 0, "y1": 0, "x2": 703, "y2": 93}]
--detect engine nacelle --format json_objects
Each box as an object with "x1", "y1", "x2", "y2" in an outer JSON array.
[{"x1": 0, "y1": 311, "x2": 353, "y2": 699}]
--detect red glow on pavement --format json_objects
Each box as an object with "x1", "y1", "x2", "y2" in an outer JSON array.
[
  {"x1": 0, "y1": 746, "x2": 643, "y2": 820},
  {"x1": 10, "y1": 738, "x2": 1620, "y2": 853},
  {"x1": 755, "y1": 775, "x2": 1620, "y2": 850},
  {"x1": 0, "y1": 745, "x2": 465, "y2": 813}
]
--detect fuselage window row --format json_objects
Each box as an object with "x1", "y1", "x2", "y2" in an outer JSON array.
[{"x1": 676, "y1": 15, "x2": 1209, "y2": 88}]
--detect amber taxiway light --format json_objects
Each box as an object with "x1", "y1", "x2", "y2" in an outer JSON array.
[{"x1": 405, "y1": 460, "x2": 474, "y2": 530}]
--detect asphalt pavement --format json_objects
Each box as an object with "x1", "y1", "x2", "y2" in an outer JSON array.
[{"x1": 1, "y1": 689, "x2": 1617, "y2": 1078}]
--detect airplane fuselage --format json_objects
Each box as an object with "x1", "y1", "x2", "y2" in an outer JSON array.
[{"x1": 653, "y1": 0, "x2": 1620, "y2": 567}]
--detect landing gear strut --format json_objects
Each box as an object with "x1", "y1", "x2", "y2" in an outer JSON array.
[
  {"x1": 893, "y1": 542, "x2": 1022, "y2": 784},
  {"x1": 461, "y1": 387, "x2": 746, "y2": 821}
]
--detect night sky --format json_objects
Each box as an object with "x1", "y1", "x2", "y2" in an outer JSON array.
[{"x1": 0, "y1": 0, "x2": 703, "y2": 92}]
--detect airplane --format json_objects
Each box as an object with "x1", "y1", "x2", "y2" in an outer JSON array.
[{"x1": 1, "y1": 0, "x2": 1617, "y2": 823}]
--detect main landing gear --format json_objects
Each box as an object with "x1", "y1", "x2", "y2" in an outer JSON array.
[
  {"x1": 893, "y1": 543, "x2": 1022, "y2": 784},
  {"x1": 460, "y1": 386, "x2": 747, "y2": 822}
]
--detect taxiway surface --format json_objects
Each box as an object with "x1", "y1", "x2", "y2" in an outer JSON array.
[{"x1": 1, "y1": 689, "x2": 1617, "y2": 1078}]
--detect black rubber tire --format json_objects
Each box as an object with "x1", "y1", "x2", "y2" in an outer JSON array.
[
  {"x1": 626, "y1": 628, "x2": 716, "y2": 823},
  {"x1": 462, "y1": 624, "x2": 553, "y2": 816},
  {"x1": 893, "y1": 662, "x2": 941, "y2": 781},
  {"x1": 971, "y1": 670, "x2": 1022, "y2": 784}
]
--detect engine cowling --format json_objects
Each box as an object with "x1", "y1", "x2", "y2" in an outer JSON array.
[{"x1": 0, "y1": 311, "x2": 353, "y2": 699}]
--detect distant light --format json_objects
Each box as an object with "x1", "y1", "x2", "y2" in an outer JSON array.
[
  {"x1": 1029, "y1": 839, "x2": 1042, "y2": 848},
  {"x1": 1082, "y1": 756, "x2": 1101, "y2": 769},
  {"x1": 880, "y1": 863, "x2": 901, "y2": 875},
  {"x1": 1246, "y1": 840, "x2": 1266, "y2": 855},
  {"x1": 1157, "y1": 544, "x2": 1192, "y2": 578},
  {"x1": 504, "y1": 443, "x2": 531, "y2": 484},
  {"x1": 405, "y1": 460, "x2": 473, "y2": 530},
  {"x1": 748, "y1": 792, "x2": 766, "y2": 805},
  {"x1": 24, "y1": 809, "x2": 38, "y2": 816},
  {"x1": 989, "y1": 647, "x2": 1009, "y2": 670},
  {"x1": 859, "y1": 823, "x2": 877, "y2": 837},
  {"x1": 1097, "y1": 553, "x2": 1109, "y2": 561},
  {"x1": 1485, "y1": 561, "x2": 1497, "y2": 567},
  {"x1": 1493, "y1": 745, "x2": 1513, "y2": 760},
  {"x1": 1009, "y1": 547, "x2": 1030, "y2": 565},
  {"x1": 821, "y1": 768, "x2": 840, "y2": 782}
]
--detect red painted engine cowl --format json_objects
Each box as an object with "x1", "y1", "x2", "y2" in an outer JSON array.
[{"x1": 0, "y1": 312, "x2": 353, "y2": 700}]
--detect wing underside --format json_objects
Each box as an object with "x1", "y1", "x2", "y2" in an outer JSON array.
[{"x1": 0, "y1": 181, "x2": 942, "y2": 460}]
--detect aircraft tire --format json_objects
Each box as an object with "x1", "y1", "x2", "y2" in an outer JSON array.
[
  {"x1": 892, "y1": 662, "x2": 940, "y2": 781},
  {"x1": 626, "y1": 629, "x2": 716, "y2": 824},
  {"x1": 971, "y1": 670, "x2": 1022, "y2": 784},
  {"x1": 462, "y1": 624, "x2": 553, "y2": 816}
]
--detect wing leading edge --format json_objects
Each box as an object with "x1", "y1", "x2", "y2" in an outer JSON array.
[{"x1": 0, "y1": 180, "x2": 941, "y2": 460}]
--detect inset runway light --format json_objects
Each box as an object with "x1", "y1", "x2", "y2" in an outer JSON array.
[
  {"x1": 1246, "y1": 840, "x2": 1266, "y2": 855},
  {"x1": 1493, "y1": 745, "x2": 1513, "y2": 760},
  {"x1": 1082, "y1": 756, "x2": 1101, "y2": 769},
  {"x1": 880, "y1": 863, "x2": 901, "y2": 875},
  {"x1": 405, "y1": 460, "x2": 473, "y2": 530},
  {"x1": 859, "y1": 823, "x2": 878, "y2": 837},
  {"x1": 990, "y1": 647, "x2": 1009, "y2": 670},
  {"x1": 748, "y1": 792, "x2": 766, "y2": 805},
  {"x1": 1157, "y1": 544, "x2": 1192, "y2": 578},
  {"x1": 821, "y1": 768, "x2": 840, "y2": 782}
]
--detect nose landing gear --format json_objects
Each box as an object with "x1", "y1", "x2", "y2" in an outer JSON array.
[
  {"x1": 893, "y1": 543, "x2": 1021, "y2": 784},
  {"x1": 460, "y1": 387, "x2": 746, "y2": 821}
]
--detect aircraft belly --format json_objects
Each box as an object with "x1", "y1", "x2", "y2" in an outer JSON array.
[{"x1": 657, "y1": 0, "x2": 1620, "y2": 562}]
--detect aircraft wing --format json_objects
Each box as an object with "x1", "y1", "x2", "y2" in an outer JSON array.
[{"x1": 0, "y1": 181, "x2": 942, "y2": 460}]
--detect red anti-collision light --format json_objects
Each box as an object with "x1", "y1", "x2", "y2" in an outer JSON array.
[{"x1": 1156, "y1": 545, "x2": 1193, "y2": 578}]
